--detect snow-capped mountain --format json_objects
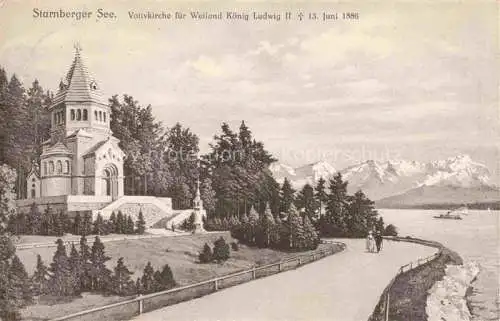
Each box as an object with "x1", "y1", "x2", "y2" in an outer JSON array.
[
  {"x1": 270, "y1": 160, "x2": 336, "y2": 188},
  {"x1": 270, "y1": 155, "x2": 497, "y2": 203}
]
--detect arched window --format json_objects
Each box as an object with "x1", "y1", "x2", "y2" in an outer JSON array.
[
  {"x1": 56, "y1": 160, "x2": 62, "y2": 174},
  {"x1": 49, "y1": 161, "x2": 54, "y2": 174},
  {"x1": 95, "y1": 110, "x2": 98, "y2": 121},
  {"x1": 61, "y1": 110, "x2": 65, "y2": 123},
  {"x1": 83, "y1": 109, "x2": 88, "y2": 121},
  {"x1": 32, "y1": 178, "x2": 36, "y2": 182},
  {"x1": 103, "y1": 112, "x2": 106, "y2": 122},
  {"x1": 43, "y1": 162, "x2": 47, "y2": 176},
  {"x1": 31, "y1": 189, "x2": 35, "y2": 198},
  {"x1": 71, "y1": 109, "x2": 75, "y2": 120},
  {"x1": 77, "y1": 109, "x2": 82, "y2": 121},
  {"x1": 65, "y1": 160, "x2": 70, "y2": 174},
  {"x1": 54, "y1": 113, "x2": 58, "y2": 124},
  {"x1": 99, "y1": 111, "x2": 103, "y2": 122}
]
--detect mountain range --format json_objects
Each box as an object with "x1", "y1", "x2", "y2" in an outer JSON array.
[{"x1": 269, "y1": 155, "x2": 499, "y2": 207}]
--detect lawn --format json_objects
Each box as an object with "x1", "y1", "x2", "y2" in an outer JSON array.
[{"x1": 19, "y1": 232, "x2": 338, "y2": 320}]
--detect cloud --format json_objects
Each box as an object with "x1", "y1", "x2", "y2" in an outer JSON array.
[{"x1": 187, "y1": 55, "x2": 224, "y2": 77}]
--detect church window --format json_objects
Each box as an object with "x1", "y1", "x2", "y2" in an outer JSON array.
[
  {"x1": 77, "y1": 109, "x2": 82, "y2": 121},
  {"x1": 54, "y1": 113, "x2": 57, "y2": 124},
  {"x1": 32, "y1": 183, "x2": 35, "y2": 188},
  {"x1": 65, "y1": 160, "x2": 70, "y2": 174},
  {"x1": 43, "y1": 162, "x2": 47, "y2": 175},
  {"x1": 49, "y1": 161, "x2": 54, "y2": 174},
  {"x1": 71, "y1": 109, "x2": 75, "y2": 120},
  {"x1": 61, "y1": 110, "x2": 65, "y2": 123},
  {"x1": 31, "y1": 189, "x2": 35, "y2": 198},
  {"x1": 103, "y1": 112, "x2": 106, "y2": 122},
  {"x1": 95, "y1": 110, "x2": 98, "y2": 121},
  {"x1": 83, "y1": 109, "x2": 88, "y2": 121},
  {"x1": 99, "y1": 111, "x2": 102, "y2": 122},
  {"x1": 56, "y1": 160, "x2": 62, "y2": 174}
]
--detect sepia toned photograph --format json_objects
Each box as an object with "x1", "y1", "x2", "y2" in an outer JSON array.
[{"x1": 0, "y1": 1, "x2": 498, "y2": 320}]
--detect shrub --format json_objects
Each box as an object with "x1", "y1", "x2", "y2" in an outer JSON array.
[
  {"x1": 213, "y1": 237, "x2": 230, "y2": 262},
  {"x1": 231, "y1": 242, "x2": 239, "y2": 251},
  {"x1": 384, "y1": 224, "x2": 398, "y2": 236},
  {"x1": 198, "y1": 243, "x2": 213, "y2": 263}
]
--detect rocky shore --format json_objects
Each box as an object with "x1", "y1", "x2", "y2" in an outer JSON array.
[{"x1": 426, "y1": 260, "x2": 480, "y2": 321}]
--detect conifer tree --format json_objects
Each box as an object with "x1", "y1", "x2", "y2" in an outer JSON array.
[
  {"x1": 32, "y1": 254, "x2": 49, "y2": 296},
  {"x1": 260, "y1": 203, "x2": 275, "y2": 247},
  {"x1": 212, "y1": 237, "x2": 230, "y2": 262},
  {"x1": 68, "y1": 243, "x2": 82, "y2": 294},
  {"x1": 73, "y1": 212, "x2": 81, "y2": 235},
  {"x1": 59, "y1": 210, "x2": 71, "y2": 234},
  {"x1": 9, "y1": 255, "x2": 32, "y2": 306},
  {"x1": 109, "y1": 212, "x2": 116, "y2": 231},
  {"x1": 136, "y1": 210, "x2": 146, "y2": 234},
  {"x1": 79, "y1": 236, "x2": 91, "y2": 291},
  {"x1": 198, "y1": 243, "x2": 213, "y2": 263},
  {"x1": 280, "y1": 178, "x2": 295, "y2": 214},
  {"x1": 287, "y1": 205, "x2": 305, "y2": 250},
  {"x1": 28, "y1": 203, "x2": 42, "y2": 235},
  {"x1": 93, "y1": 213, "x2": 105, "y2": 235},
  {"x1": 111, "y1": 257, "x2": 134, "y2": 295},
  {"x1": 89, "y1": 236, "x2": 111, "y2": 291},
  {"x1": 116, "y1": 211, "x2": 124, "y2": 234},
  {"x1": 247, "y1": 206, "x2": 260, "y2": 244},
  {"x1": 126, "y1": 215, "x2": 135, "y2": 234},
  {"x1": 302, "y1": 216, "x2": 319, "y2": 250},
  {"x1": 81, "y1": 212, "x2": 93, "y2": 236},
  {"x1": 53, "y1": 211, "x2": 63, "y2": 237},
  {"x1": 140, "y1": 262, "x2": 155, "y2": 294},
  {"x1": 315, "y1": 177, "x2": 328, "y2": 218},
  {"x1": 49, "y1": 239, "x2": 73, "y2": 296},
  {"x1": 0, "y1": 235, "x2": 23, "y2": 320}
]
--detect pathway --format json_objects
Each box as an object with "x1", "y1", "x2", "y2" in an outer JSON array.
[{"x1": 133, "y1": 239, "x2": 436, "y2": 321}]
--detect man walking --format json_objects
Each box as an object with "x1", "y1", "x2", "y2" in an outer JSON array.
[{"x1": 375, "y1": 231, "x2": 383, "y2": 253}]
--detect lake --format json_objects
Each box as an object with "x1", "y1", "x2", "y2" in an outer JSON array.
[{"x1": 379, "y1": 209, "x2": 499, "y2": 321}]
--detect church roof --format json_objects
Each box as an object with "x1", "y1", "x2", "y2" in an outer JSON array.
[
  {"x1": 41, "y1": 141, "x2": 73, "y2": 158},
  {"x1": 50, "y1": 47, "x2": 108, "y2": 108},
  {"x1": 82, "y1": 138, "x2": 124, "y2": 159}
]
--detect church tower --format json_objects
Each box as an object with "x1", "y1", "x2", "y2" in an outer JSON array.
[{"x1": 39, "y1": 45, "x2": 124, "y2": 198}]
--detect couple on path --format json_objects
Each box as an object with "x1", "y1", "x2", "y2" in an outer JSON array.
[{"x1": 366, "y1": 230, "x2": 383, "y2": 253}]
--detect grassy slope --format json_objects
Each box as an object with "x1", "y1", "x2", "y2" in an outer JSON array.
[{"x1": 20, "y1": 232, "x2": 334, "y2": 320}]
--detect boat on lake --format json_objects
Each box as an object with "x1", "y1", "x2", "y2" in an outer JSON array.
[{"x1": 433, "y1": 210, "x2": 463, "y2": 220}]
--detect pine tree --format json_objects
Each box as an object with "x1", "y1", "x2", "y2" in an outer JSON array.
[
  {"x1": 28, "y1": 203, "x2": 42, "y2": 235},
  {"x1": 81, "y1": 212, "x2": 93, "y2": 236},
  {"x1": 198, "y1": 243, "x2": 213, "y2": 263},
  {"x1": 49, "y1": 239, "x2": 74, "y2": 296},
  {"x1": 59, "y1": 210, "x2": 71, "y2": 234},
  {"x1": 9, "y1": 255, "x2": 32, "y2": 306},
  {"x1": 68, "y1": 243, "x2": 82, "y2": 294},
  {"x1": 295, "y1": 183, "x2": 318, "y2": 221},
  {"x1": 79, "y1": 236, "x2": 91, "y2": 291},
  {"x1": 32, "y1": 254, "x2": 49, "y2": 296},
  {"x1": 109, "y1": 212, "x2": 116, "y2": 231},
  {"x1": 259, "y1": 203, "x2": 275, "y2": 247},
  {"x1": 73, "y1": 212, "x2": 81, "y2": 235},
  {"x1": 116, "y1": 211, "x2": 124, "y2": 234},
  {"x1": 111, "y1": 257, "x2": 134, "y2": 295},
  {"x1": 140, "y1": 262, "x2": 155, "y2": 294},
  {"x1": 136, "y1": 210, "x2": 146, "y2": 234},
  {"x1": 315, "y1": 177, "x2": 328, "y2": 218},
  {"x1": 89, "y1": 236, "x2": 111, "y2": 291},
  {"x1": 212, "y1": 237, "x2": 230, "y2": 262},
  {"x1": 0, "y1": 235, "x2": 23, "y2": 321},
  {"x1": 287, "y1": 205, "x2": 305, "y2": 250},
  {"x1": 154, "y1": 264, "x2": 176, "y2": 291},
  {"x1": 93, "y1": 213, "x2": 105, "y2": 235},
  {"x1": 53, "y1": 211, "x2": 63, "y2": 237},
  {"x1": 126, "y1": 215, "x2": 135, "y2": 234},
  {"x1": 280, "y1": 178, "x2": 295, "y2": 214},
  {"x1": 321, "y1": 173, "x2": 349, "y2": 237},
  {"x1": 302, "y1": 216, "x2": 319, "y2": 250},
  {"x1": 247, "y1": 206, "x2": 259, "y2": 244}
]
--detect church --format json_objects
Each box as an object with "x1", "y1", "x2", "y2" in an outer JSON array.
[{"x1": 16, "y1": 47, "x2": 205, "y2": 230}]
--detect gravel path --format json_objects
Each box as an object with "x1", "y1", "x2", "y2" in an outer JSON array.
[{"x1": 133, "y1": 239, "x2": 436, "y2": 321}]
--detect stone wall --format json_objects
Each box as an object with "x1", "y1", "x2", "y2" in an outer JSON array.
[{"x1": 111, "y1": 202, "x2": 165, "y2": 227}]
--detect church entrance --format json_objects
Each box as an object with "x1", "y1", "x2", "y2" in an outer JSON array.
[{"x1": 102, "y1": 164, "x2": 119, "y2": 200}]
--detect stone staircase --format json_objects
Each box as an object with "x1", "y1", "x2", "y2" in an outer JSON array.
[{"x1": 94, "y1": 196, "x2": 174, "y2": 228}]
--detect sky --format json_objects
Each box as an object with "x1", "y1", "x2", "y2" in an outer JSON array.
[{"x1": 0, "y1": 0, "x2": 498, "y2": 178}]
